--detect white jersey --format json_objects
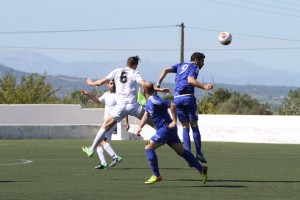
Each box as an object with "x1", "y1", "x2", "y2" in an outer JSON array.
[
  {"x1": 106, "y1": 67, "x2": 143, "y2": 104},
  {"x1": 98, "y1": 91, "x2": 117, "y2": 118}
]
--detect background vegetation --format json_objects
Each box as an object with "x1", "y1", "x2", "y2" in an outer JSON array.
[{"x1": 1, "y1": 73, "x2": 299, "y2": 115}]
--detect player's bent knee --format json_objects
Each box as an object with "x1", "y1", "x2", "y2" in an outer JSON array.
[
  {"x1": 190, "y1": 121, "x2": 198, "y2": 127},
  {"x1": 144, "y1": 140, "x2": 151, "y2": 149},
  {"x1": 171, "y1": 144, "x2": 185, "y2": 155}
]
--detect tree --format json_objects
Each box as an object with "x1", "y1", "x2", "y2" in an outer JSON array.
[
  {"x1": 198, "y1": 98, "x2": 219, "y2": 114},
  {"x1": 198, "y1": 87, "x2": 272, "y2": 115},
  {"x1": 219, "y1": 92, "x2": 272, "y2": 115},
  {"x1": 198, "y1": 88, "x2": 232, "y2": 114},
  {"x1": 279, "y1": 89, "x2": 300, "y2": 115},
  {"x1": 0, "y1": 72, "x2": 17, "y2": 103},
  {"x1": 0, "y1": 73, "x2": 59, "y2": 104}
]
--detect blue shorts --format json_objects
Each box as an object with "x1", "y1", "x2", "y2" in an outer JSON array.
[
  {"x1": 150, "y1": 126, "x2": 181, "y2": 145},
  {"x1": 174, "y1": 95, "x2": 198, "y2": 123}
]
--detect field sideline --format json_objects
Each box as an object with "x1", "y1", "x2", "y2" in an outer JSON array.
[{"x1": 0, "y1": 139, "x2": 299, "y2": 200}]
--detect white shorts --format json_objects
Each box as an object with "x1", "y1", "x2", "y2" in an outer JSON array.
[{"x1": 109, "y1": 103, "x2": 144, "y2": 122}]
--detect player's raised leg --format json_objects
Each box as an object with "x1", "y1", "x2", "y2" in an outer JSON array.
[
  {"x1": 82, "y1": 116, "x2": 117, "y2": 157},
  {"x1": 170, "y1": 142, "x2": 208, "y2": 184}
]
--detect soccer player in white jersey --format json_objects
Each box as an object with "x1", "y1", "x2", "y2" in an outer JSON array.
[
  {"x1": 82, "y1": 56, "x2": 169, "y2": 167},
  {"x1": 82, "y1": 79, "x2": 129, "y2": 169}
]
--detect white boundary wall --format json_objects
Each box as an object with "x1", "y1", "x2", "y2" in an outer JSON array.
[
  {"x1": 1, "y1": 104, "x2": 300, "y2": 144},
  {"x1": 134, "y1": 115, "x2": 300, "y2": 144},
  {"x1": 0, "y1": 104, "x2": 102, "y2": 139}
]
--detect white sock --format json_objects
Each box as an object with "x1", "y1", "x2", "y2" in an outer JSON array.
[
  {"x1": 90, "y1": 127, "x2": 107, "y2": 152},
  {"x1": 96, "y1": 146, "x2": 107, "y2": 165},
  {"x1": 103, "y1": 143, "x2": 117, "y2": 158}
]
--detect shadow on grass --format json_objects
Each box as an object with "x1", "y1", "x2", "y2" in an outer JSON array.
[
  {"x1": 0, "y1": 180, "x2": 34, "y2": 183},
  {"x1": 169, "y1": 179, "x2": 300, "y2": 184},
  {"x1": 162, "y1": 179, "x2": 246, "y2": 188},
  {"x1": 110, "y1": 167, "x2": 193, "y2": 170},
  {"x1": 151, "y1": 185, "x2": 246, "y2": 188},
  {"x1": 209, "y1": 179, "x2": 300, "y2": 183}
]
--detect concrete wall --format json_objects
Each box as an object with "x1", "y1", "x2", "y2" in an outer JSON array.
[
  {"x1": 0, "y1": 104, "x2": 102, "y2": 139},
  {"x1": 135, "y1": 115, "x2": 300, "y2": 144},
  {"x1": 0, "y1": 104, "x2": 138, "y2": 140},
  {"x1": 0, "y1": 104, "x2": 103, "y2": 125},
  {"x1": 1, "y1": 104, "x2": 300, "y2": 144},
  {"x1": 198, "y1": 115, "x2": 300, "y2": 144},
  {"x1": 0, "y1": 125, "x2": 99, "y2": 139}
]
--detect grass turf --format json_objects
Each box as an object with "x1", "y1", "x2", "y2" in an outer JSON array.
[{"x1": 0, "y1": 139, "x2": 300, "y2": 200}]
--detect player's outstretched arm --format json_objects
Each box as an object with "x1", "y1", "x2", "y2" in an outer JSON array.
[
  {"x1": 188, "y1": 76, "x2": 213, "y2": 90},
  {"x1": 168, "y1": 102, "x2": 177, "y2": 128},
  {"x1": 154, "y1": 86, "x2": 170, "y2": 94},
  {"x1": 156, "y1": 67, "x2": 174, "y2": 87},
  {"x1": 86, "y1": 77, "x2": 110, "y2": 86},
  {"x1": 138, "y1": 80, "x2": 170, "y2": 94},
  {"x1": 136, "y1": 111, "x2": 149, "y2": 136},
  {"x1": 81, "y1": 91, "x2": 100, "y2": 103}
]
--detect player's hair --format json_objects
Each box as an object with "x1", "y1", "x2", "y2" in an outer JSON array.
[
  {"x1": 144, "y1": 82, "x2": 155, "y2": 95},
  {"x1": 108, "y1": 79, "x2": 115, "y2": 84},
  {"x1": 147, "y1": 84, "x2": 155, "y2": 94},
  {"x1": 190, "y1": 52, "x2": 205, "y2": 61},
  {"x1": 127, "y1": 56, "x2": 141, "y2": 67}
]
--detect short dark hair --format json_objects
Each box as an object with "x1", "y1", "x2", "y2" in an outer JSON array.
[
  {"x1": 146, "y1": 84, "x2": 155, "y2": 94},
  {"x1": 190, "y1": 52, "x2": 205, "y2": 61},
  {"x1": 143, "y1": 82, "x2": 155, "y2": 95},
  {"x1": 108, "y1": 79, "x2": 115, "y2": 84},
  {"x1": 127, "y1": 56, "x2": 141, "y2": 66}
]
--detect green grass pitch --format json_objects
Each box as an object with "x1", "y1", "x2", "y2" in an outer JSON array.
[{"x1": 0, "y1": 139, "x2": 300, "y2": 200}]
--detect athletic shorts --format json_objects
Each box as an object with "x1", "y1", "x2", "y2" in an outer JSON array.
[
  {"x1": 150, "y1": 125, "x2": 181, "y2": 145},
  {"x1": 109, "y1": 103, "x2": 143, "y2": 122},
  {"x1": 173, "y1": 95, "x2": 198, "y2": 123}
]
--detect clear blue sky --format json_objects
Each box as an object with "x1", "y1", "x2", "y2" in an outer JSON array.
[{"x1": 0, "y1": 0, "x2": 300, "y2": 73}]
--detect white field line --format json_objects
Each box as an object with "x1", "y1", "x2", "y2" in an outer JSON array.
[{"x1": 0, "y1": 159, "x2": 33, "y2": 166}]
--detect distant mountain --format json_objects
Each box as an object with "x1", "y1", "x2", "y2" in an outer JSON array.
[
  {"x1": 0, "y1": 49, "x2": 300, "y2": 87},
  {"x1": 200, "y1": 60, "x2": 300, "y2": 87}
]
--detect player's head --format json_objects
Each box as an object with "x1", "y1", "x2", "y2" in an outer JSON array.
[
  {"x1": 142, "y1": 81, "x2": 155, "y2": 97},
  {"x1": 127, "y1": 56, "x2": 140, "y2": 70},
  {"x1": 190, "y1": 52, "x2": 205, "y2": 69},
  {"x1": 107, "y1": 79, "x2": 116, "y2": 92}
]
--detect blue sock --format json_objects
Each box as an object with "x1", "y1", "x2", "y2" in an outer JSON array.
[
  {"x1": 145, "y1": 149, "x2": 160, "y2": 177},
  {"x1": 182, "y1": 127, "x2": 191, "y2": 151},
  {"x1": 191, "y1": 126, "x2": 202, "y2": 155},
  {"x1": 181, "y1": 150, "x2": 203, "y2": 173}
]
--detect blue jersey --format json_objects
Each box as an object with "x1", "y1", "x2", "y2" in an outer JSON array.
[
  {"x1": 172, "y1": 62, "x2": 199, "y2": 96},
  {"x1": 145, "y1": 94, "x2": 172, "y2": 130}
]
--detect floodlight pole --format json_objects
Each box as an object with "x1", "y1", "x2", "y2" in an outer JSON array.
[{"x1": 180, "y1": 22, "x2": 184, "y2": 63}]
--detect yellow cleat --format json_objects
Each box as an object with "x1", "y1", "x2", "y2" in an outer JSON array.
[
  {"x1": 82, "y1": 146, "x2": 93, "y2": 157},
  {"x1": 200, "y1": 166, "x2": 208, "y2": 184},
  {"x1": 145, "y1": 175, "x2": 162, "y2": 184}
]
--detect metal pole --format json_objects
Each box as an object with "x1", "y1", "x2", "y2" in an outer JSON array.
[{"x1": 180, "y1": 22, "x2": 184, "y2": 63}]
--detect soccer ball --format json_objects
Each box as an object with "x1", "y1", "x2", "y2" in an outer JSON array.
[{"x1": 218, "y1": 32, "x2": 232, "y2": 45}]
